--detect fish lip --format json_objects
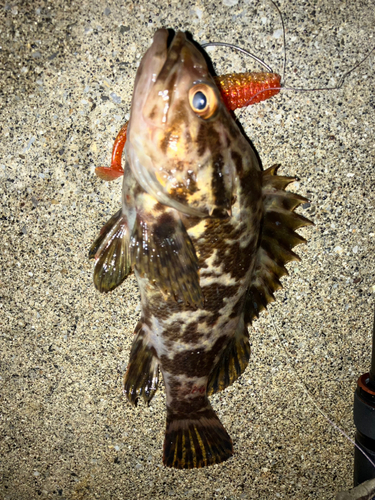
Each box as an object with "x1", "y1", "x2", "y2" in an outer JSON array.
[
  {"x1": 153, "y1": 30, "x2": 187, "y2": 83},
  {"x1": 132, "y1": 29, "x2": 184, "y2": 89},
  {"x1": 148, "y1": 29, "x2": 170, "y2": 82}
]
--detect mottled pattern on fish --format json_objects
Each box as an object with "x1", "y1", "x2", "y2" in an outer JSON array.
[{"x1": 89, "y1": 29, "x2": 312, "y2": 469}]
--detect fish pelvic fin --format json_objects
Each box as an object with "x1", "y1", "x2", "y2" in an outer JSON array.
[
  {"x1": 207, "y1": 316, "x2": 250, "y2": 395},
  {"x1": 163, "y1": 403, "x2": 233, "y2": 469},
  {"x1": 89, "y1": 209, "x2": 132, "y2": 293},
  {"x1": 123, "y1": 325, "x2": 159, "y2": 405},
  {"x1": 245, "y1": 164, "x2": 314, "y2": 324},
  {"x1": 130, "y1": 206, "x2": 204, "y2": 308}
]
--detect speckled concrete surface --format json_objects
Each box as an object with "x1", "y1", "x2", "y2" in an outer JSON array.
[{"x1": 1, "y1": 1, "x2": 374, "y2": 499}]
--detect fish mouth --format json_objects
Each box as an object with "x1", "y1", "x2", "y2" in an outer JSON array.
[
  {"x1": 130, "y1": 29, "x2": 181, "y2": 103},
  {"x1": 138, "y1": 29, "x2": 209, "y2": 123},
  {"x1": 132, "y1": 29, "x2": 192, "y2": 123},
  {"x1": 149, "y1": 29, "x2": 195, "y2": 89}
]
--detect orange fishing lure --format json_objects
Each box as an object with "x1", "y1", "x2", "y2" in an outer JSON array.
[
  {"x1": 95, "y1": 122, "x2": 128, "y2": 181},
  {"x1": 214, "y1": 71, "x2": 281, "y2": 110}
]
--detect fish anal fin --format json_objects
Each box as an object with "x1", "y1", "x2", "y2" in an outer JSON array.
[
  {"x1": 130, "y1": 207, "x2": 203, "y2": 308},
  {"x1": 245, "y1": 164, "x2": 313, "y2": 325},
  {"x1": 123, "y1": 328, "x2": 159, "y2": 405},
  {"x1": 89, "y1": 209, "x2": 132, "y2": 293},
  {"x1": 163, "y1": 404, "x2": 233, "y2": 469},
  {"x1": 207, "y1": 319, "x2": 250, "y2": 395}
]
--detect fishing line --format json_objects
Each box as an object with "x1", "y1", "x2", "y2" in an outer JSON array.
[
  {"x1": 269, "y1": 0, "x2": 286, "y2": 86},
  {"x1": 267, "y1": 0, "x2": 375, "y2": 91},
  {"x1": 200, "y1": 41, "x2": 274, "y2": 73},
  {"x1": 242, "y1": 5, "x2": 375, "y2": 471},
  {"x1": 270, "y1": 311, "x2": 375, "y2": 472},
  {"x1": 234, "y1": 39, "x2": 375, "y2": 111},
  {"x1": 203, "y1": 0, "x2": 375, "y2": 119}
]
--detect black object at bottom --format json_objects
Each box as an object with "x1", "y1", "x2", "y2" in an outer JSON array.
[{"x1": 354, "y1": 431, "x2": 375, "y2": 487}]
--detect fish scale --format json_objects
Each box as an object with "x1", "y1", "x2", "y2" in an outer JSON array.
[{"x1": 89, "y1": 28, "x2": 312, "y2": 469}]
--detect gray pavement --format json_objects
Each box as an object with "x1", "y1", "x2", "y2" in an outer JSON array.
[{"x1": 1, "y1": 0, "x2": 375, "y2": 498}]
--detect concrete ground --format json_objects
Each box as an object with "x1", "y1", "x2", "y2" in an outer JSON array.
[{"x1": 1, "y1": 0, "x2": 374, "y2": 498}]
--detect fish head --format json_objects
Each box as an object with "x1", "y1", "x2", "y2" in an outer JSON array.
[{"x1": 126, "y1": 29, "x2": 239, "y2": 218}]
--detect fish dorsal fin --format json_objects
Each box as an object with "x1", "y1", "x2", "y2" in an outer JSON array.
[
  {"x1": 207, "y1": 316, "x2": 250, "y2": 395},
  {"x1": 244, "y1": 164, "x2": 313, "y2": 325}
]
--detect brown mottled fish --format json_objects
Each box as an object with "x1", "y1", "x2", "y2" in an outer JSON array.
[{"x1": 89, "y1": 29, "x2": 312, "y2": 469}]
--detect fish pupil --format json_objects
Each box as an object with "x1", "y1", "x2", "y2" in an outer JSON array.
[{"x1": 192, "y1": 91, "x2": 207, "y2": 110}]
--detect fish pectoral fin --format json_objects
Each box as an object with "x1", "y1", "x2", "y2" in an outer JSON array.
[
  {"x1": 244, "y1": 164, "x2": 314, "y2": 324},
  {"x1": 89, "y1": 209, "x2": 132, "y2": 292},
  {"x1": 130, "y1": 209, "x2": 204, "y2": 308},
  {"x1": 123, "y1": 326, "x2": 159, "y2": 405},
  {"x1": 207, "y1": 318, "x2": 250, "y2": 395},
  {"x1": 163, "y1": 403, "x2": 233, "y2": 469}
]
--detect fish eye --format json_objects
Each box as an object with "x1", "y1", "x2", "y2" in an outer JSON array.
[
  {"x1": 188, "y1": 83, "x2": 218, "y2": 119},
  {"x1": 192, "y1": 91, "x2": 207, "y2": 111}
]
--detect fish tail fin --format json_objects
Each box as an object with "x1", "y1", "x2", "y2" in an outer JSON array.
[{"x1": 163, "y1": 403, "x2": 233, "y2": 469}]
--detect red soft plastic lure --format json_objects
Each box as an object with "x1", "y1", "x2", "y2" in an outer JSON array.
[
  {"x1": 214, "y1": 71, "x2": 281, "y2": 110},
  {"x1": 95, "y1": 71, "x2": 279, "y2": 181},
  {"x1": 95, "y1": 122, "x2": 128, "y2": 180}
]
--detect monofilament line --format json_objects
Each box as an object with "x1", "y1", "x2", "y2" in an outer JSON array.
[{"x1": 270, "y1": 312, "x2": 375, "y2": 471}]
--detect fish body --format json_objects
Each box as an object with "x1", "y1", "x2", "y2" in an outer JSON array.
[{"x1": 90, "y1": 29, "x2": 311, "y2": 469}]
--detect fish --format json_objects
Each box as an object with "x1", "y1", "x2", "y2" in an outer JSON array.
[
  {"x1": 89, "y1": 28, "x2": 312, "y2": 469},
  {"x1": 94, "y1": 71, "x2": 281, "y2": 181}
]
